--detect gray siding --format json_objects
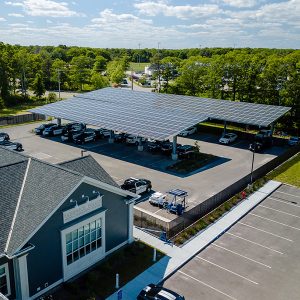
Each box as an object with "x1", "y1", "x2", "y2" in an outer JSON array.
[
  {"x1": 26, "y1": 182, "x2": 129, "y2": 297},
  {"x1": 0, "y1": 256, "x2": 15, "y2": 300}
]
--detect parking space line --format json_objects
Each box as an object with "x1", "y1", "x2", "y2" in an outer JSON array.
[
  {"x1": 238, "y1": 222, "x2": 293, "y2": 242},
  {"x1": 275, "y1": 191, "x2": 300, "y2": 198},
  {"x1": 196, "y1": 256, "x2": 259, "y2": 285},
  {"x1": 212, "y1": 243, "x2": 272, "y2": 268},
  {"x1": 178, "y1": 270, "x2": 238, "y2": 300},
  {"x1": 268, "y1": 196, "x2": 299, "y2": 207},
  {"x1": 154, "y1": 208, "x2": 163, "y2": 214},
  {"x1": 225, "y1": 232, "x2": 284, "y2": 254},
  {"x1": 259, "y1": 204, "x2": 300, "y2": 219},
  {"x1": 249, "y1": 213, "x2": 300, "y2": 231}
]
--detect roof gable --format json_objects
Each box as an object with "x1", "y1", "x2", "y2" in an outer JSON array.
[
  {"x1": 59, "y1": 155, "x2": 119, "y2": 187},
  {"x1": 0, "y1": 161, "x2": 28, "y2": 254},
  {"x1": 6, "y1": 159, "x2": 82, "y2": 255}
]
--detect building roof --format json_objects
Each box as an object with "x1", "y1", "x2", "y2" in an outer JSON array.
[
  {"x1": 0, "y1": 147, "x2": 120, "y2": 257},
  {"x1": 0, "y1": 293, "x2": 9, "y2": 300},
  {"x1": 30, "y1": 87, "x2": 290, "y2": 141},
  {"x1": 59, "y1": 155, "x2": 119, "y2": 188}
]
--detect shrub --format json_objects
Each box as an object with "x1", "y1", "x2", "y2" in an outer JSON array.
[{"x1": 48, "y1": 92, "x2": 58, "y2": 102}]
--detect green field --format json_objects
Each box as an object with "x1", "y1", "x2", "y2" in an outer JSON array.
[
  {"x1": 0, "y1": 104, "x2": 40, "y2": 117},
  {"x1": 268, "y1": 153, "x2": 300, "y2": 187},
  {"x1": 129, "y1": 62, "x2": 149, "y2": 72}
]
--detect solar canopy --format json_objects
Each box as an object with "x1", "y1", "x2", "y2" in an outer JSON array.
[{"x1": 31, "y1": 88, "x2": 290, "y2": 141}]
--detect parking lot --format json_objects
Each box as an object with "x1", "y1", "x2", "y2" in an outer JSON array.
[
  {"x1": 4, "y1": 122, "x2": 288, "y2": 222},
  {"x1": 163, "y1": 184, "x2": 300, "y2": 300}
]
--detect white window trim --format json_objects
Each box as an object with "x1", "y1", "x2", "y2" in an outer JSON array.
[
  {"x1": 60, "y1": 210, "x2": 106, "y2": 282},
  {"x1": 0, "y1": 263, "x2": 11, "y2": 297}
]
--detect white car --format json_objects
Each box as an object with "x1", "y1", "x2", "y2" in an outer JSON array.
[
  {"x1": 126, "y1": 135, "x2": 146, "y2": 145},
  {"x1": 179, "y1": 126, "x2": 197, "y2": 137},
  {"x1": 219, "y1": 133, "x2": 238, "y2": 144},
  {"x1": 99, "y1": 128, "x2": 111, "y2": 137},
  {"x1": 149, "y1": 192, "x2": 168, "y2": 207}
]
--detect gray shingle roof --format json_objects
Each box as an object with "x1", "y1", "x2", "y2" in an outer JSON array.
[
  {"x1": 6, "y1": 159, "x2": 82, "y2": 255},
  {"x1": 0, "y1": 293, "x2": 9, "y2": 300},
  {"x1": 59, "y1": 155, "x2": 119, "y2": 187},
  {"x1": 0, "y1": 147, "x2": 121, "y2": 257},
  {"x1": 0, "y1": 160, "x2": 28, "y2": 254}
]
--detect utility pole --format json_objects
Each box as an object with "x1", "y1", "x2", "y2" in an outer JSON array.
[
  {"x1": 157, "y1": 42, "x2": 161, "y2": 93},
  {"x1": 138, "y1": 43, "x2": 141, "y2": 66},
  {"x1": 57, "y1": 69, "x2": 61, "y2": 99}
]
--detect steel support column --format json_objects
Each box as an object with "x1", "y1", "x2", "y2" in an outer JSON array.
[{"x1": 172, "y1": 136, "x2": 178, "y2": 160}]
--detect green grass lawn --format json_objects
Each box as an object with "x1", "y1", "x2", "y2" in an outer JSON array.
[
  {"x1": 268, "y1": 153, "x2": 300, "y2": 187},
  {"x1": 129, "y1": 62, "x2": 149, "y2": 73},
  {"x1": 48, "y1": 241, "x2": 164, "y2": 300},
  {"x1": 0, "y1": 104, "x2": 41, "y2": 117}
]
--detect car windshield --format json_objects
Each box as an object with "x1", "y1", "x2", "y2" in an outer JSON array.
[{"x1": 223, "y1": 134, "x2": 230, "y2": 139}]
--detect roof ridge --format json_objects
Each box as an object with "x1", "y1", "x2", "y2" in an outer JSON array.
[
  {"x1": 59, "y1": 154, "x2": 92, "y2": 165},
  {"x1": 0, "y1": 159, "x2": 28, "y2": 169},
  {"x1": 4, "y1": 158, "x2": 31, "y2": 254},
  {"x1": 0, "y1": 147, "x2": 83, "y2": 178}
]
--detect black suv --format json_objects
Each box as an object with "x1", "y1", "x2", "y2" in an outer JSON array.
[
  {"x1": 64, "y1": 122, "x2": 86, "y2": 133},
  {"x1": 137, "y1": 284, "x2": 185, "y2": 300},
  {"x1": 160, "y1": 141, "x2": 181, "y2": 155},
  {"x1": 34, "y1": 123, "x2": 56, "y2": 135},
  {"x1": 147, "y1": 140, "x2": 164, "y2": 153},
  {"x1": 177, "y1": 145, "x2": 198, "y2": 159},
  {"x1": 73, "y1": 131, "x2": 96, "y2": 144},
  {"x1": 0, "y1": 132, "x2": 10, "y2": 142},
  {"x1": 121, "y1": 178, "x2": 152, "y2": 195}
]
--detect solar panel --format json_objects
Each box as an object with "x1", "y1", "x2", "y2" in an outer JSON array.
[{"x1": 30, "y1": 88, "x2": 290, "y2": 141}]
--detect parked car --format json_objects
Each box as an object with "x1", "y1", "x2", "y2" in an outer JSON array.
[
  {"x1": 126, "y1": 135, "x2": 146, "y2": 145},
  {"x1": 0, "y1": 140, "x2": 23, "y2": 151},
  {"x1": 160, "y1": 141, "x2": 181, "y2": 155},
  {"x1": 149, "y1": 192, "x2": 168, "y2": 208},
  {"x1": 177, "y1": 145, "x2": 198, "y2": 159},
  {"x1": 137, "y1": 284, "x2": 185, "y2": 300},
  {"x1": 249, "y1": 130, "x2": 273, "y2": 152},
  {"x1": 0, "y1": 132, "x2": 10, "y2": 142},
  {"x1": 73, "y1": 131, "x2": 96, "y2": 144},
  {"x1": 219, "y1": 133, "x2": 238, "y2": 144},
  {"x1": 114, "y1": 132, "x2": 129, "y2": 143},
  {"x1": 64, "y1": 122, "x2": 86, "y2": 133},
  {"x1": 179, "y1": 126, "x2": 197, "y2": 137},
  {"x1": 99, "y1": 128, "x2": 111, "y2": 137},
  {"x1": 61, "y1": 129, "x2": 83, "y2": 142},
  {"x1": 121, "y1": 178, "x2": 152, "y2": 194},
  {"x1": 34, "y1": 123, "x2": 56, "y2": 135},
  {"x1": 43, "y1": 125, "x2": 66, "y2": 137},
  {"x1": 288, "y1": 136, "x2": 299, "y2": 146}
]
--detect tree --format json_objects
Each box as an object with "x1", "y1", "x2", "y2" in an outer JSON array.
[
  {"x1": 69, "y1": 55, "x2": 93, "y2": 90},
  {"x1": 32, "y1": 72, "x2": 45, "y2": 99},
  {"x1": 90, "y1": 73, "x2": 109, "y2": 89}
]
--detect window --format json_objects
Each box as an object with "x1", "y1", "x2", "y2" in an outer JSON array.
[
  {"x1": 0, "y1": 264, "x2": 10, "y2": 296},
  {"x1": 65, "y1": 218, "x2": 102, "y2": 265}
]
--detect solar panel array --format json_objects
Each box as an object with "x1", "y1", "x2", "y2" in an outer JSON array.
[{"x1": 31, "y1": 88, "x2": 290, "y2": 141}]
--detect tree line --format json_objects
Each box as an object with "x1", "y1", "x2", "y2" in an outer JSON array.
[{"x1": 0, "y1": 42, "x2": 299, "y2": 131}]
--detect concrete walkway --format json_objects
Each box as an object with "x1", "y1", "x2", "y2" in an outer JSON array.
[{"x1": 107, "y1": 180, "x2": 282, "y2": 300}]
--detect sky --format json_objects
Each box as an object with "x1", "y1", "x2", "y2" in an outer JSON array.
[{"x1": 0, "y1": 0, "x2": 299, "y2": 49}]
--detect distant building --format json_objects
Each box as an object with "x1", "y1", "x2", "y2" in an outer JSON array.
[{"x1": 0, "y1": 147, "x2": 138, "y2": 299}]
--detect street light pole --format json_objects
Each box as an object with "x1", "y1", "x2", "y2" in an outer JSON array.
[
  {"x1": 250, "y1": 148, "x2": 255, "y2": 184},
  {"x1": 57, "y1": 69, "x2": 61, "y2": 99}
]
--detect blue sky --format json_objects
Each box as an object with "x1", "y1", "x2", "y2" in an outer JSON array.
[{"x1": 0, "y1": 0, "x2": 299, "y2": 49}]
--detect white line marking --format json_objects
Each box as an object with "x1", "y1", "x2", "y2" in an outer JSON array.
[
  {"x1": 249, "y1": 213, "x2": 300, "y2": 231},
  {"x1": 212, "y1": 243, "x2": 272, "y2": 268},
  {"x1": 178, "y1": 270, "x2": 238, "y2": 300},
  {"x1": 275, "y1": 191, "x2": 300, "y2": 198},
  {"x1": 268, "y1": 196, "x2": 300, "y2": 207},
  {"x1": 259, "y1": 205, "x2": 300, "y2": 219},
  {"x1": 196, "y1": 256, "x2": 259, "y2": 285},
  {"x1": 225, "y1": 232, "x2": 284, "y2": 254},
  {"x1": 154, "y1": 208, "x2": 163, "y2": 214},
  {"x1": 238, "y1": 222, "x2": 293, "y2": 242}
]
